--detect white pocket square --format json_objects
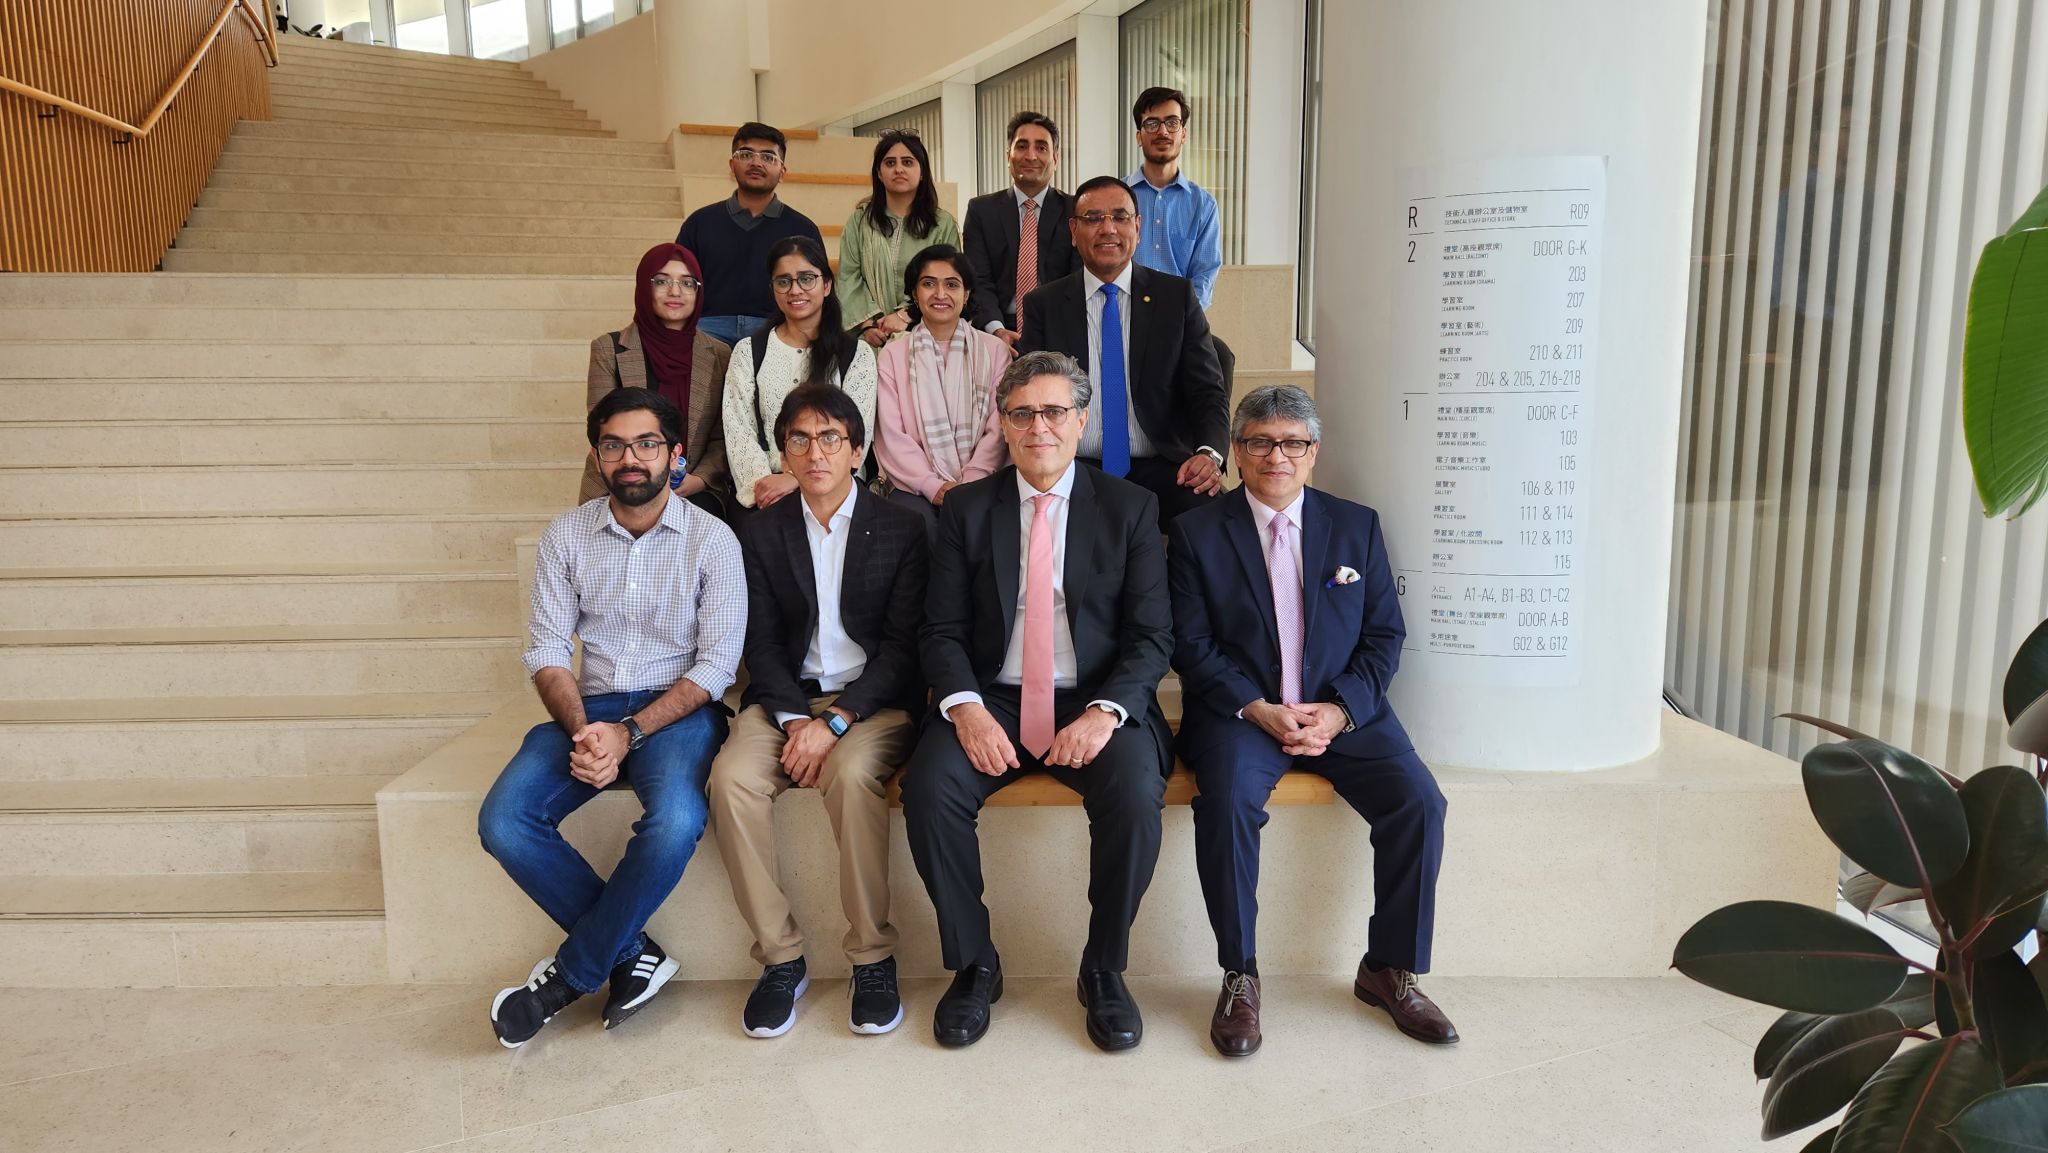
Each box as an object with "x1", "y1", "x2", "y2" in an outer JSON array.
[{"x1": 1328, "y1": 566, "x2": 1361, "y2": 587}]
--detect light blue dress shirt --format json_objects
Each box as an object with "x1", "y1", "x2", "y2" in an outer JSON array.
[{"x1": 1124, "y1": 168, "x2": 1222, "y2": 308}]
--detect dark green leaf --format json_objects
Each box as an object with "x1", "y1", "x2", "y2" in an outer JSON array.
[
  {"x1": 1835, "y1": 1036, "x2": 2003, "y2": 1152},
  {"x1": 1783, "y1": 713, "x2": 1878, "y2": 742},
  {"x1": 1976, "y1": 898, "x2": 2048, "y2": 958},
  {"x1": 1762, "y1": 1008, "x2": 1910, "y2": 1139},
  {"x1": 1673, "y1": 900, "x2": 1908, "y2": 1014},
  {"x1": 1942, "y1": 1084, "x2": 2048, "y2": 1152},
  {"x1": 1758, "y1": 1010, "x2": 1827, "y2": 1078},
  {"x1": 1801, "y1": 1124, "x2": 1838, "y2": 1152},
  {"x1": 1804, "y1": 739, "x2": 1970, "y2": 888},
  {"x1": 1933, "y1": 766, "x2": 2048, "y2": 951},
  {"x1": 1977, "y1": 950, "x2": 2048, "y2": 1083},
  {"x1": 1883, "y1": 974, "x2": 1939, "y2": 1030},
  {"x1": 1962, "y1": 220, "x2": 2048, "y2": 518},
  {"x1": 2007, "y1": 184, "x2": 2048, "y2": 236},
  {"x1": 2004, "y1": 619, "x2": 2048, "y2": 726},
  {"x1": 1844, "y1": 872, "x2": 1925, "y2": 914}
]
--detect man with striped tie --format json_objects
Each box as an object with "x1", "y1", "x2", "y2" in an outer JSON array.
[
  {"x1": 1167, "y1": 385, "x2": 1456, "y2": 1059},
  {"x1": 1018, "y1": 175, "x2": 1229, "y2": 538},
  {"x1": 961, "y1": 111, "x2": 1078, "y2": 348}
]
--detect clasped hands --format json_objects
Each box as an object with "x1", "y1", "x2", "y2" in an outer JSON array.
[
  {"x1": 569, "y1": 720, "x2": 631, "y2": 788},
  {"x1": 1243, "y1": 700, "x2": 1347, "y2": 756},
  {"x1": 952, "y1": 701, "x2": 1118, "y2": 777}
]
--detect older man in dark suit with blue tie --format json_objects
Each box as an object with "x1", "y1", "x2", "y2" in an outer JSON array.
[{"x1": 1168, "y1": 385, "x2": 1455, "y2": 1058}]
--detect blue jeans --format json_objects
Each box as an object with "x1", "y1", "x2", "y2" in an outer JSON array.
[
  {"x1": 477, "y1": 691, "x2": 726, "y2": 993},
  {"x1": 698, "y1": 314, "x2": 770, "y2": 346}
]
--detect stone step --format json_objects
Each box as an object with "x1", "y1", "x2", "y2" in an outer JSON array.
[
  {"x1": 0, "y1": 868, "x2": 383, "y2": 917},
  {"x1": 0, "y1": 274, "x2": 623, "y2": 310},
  {"x1": 0, "y1": 903, "x2": 388, "y2": 986},
  {"x1": 2, "y1": 377, "x2": 581, "y2": 422},
  {"x1": 0, "y1": 339, "x2": 586, "y2": 379},
  {"x1": 271, "y1": 61, "x2": 566, "y2": 100},
  {"x1": 271, "y1": 98, "x2": 606, "y2": 135},
  {"x1": 197, "y1": 172, "x2": 677, "y2": 207},
  {"x1": 160, "y1": 251, "x2": 642, "y2": 275},
  {"x1": 0, "y1": 510, "x2": 553, "y2": 568},
  {"x1": 0, "y1": 418, "x2": 581, "y2": 464},
  {"x1": 179, "y1": 206, "x2": 682, "y2": 238},
  {"x1": 172, "y1": 227, "x2": 675, "y2": 257},
  {"x1": 229, "y1": 118, "x2": 660, "y2": 155},
  {"x1": 0, "y1": 803, "x2": 381, "y2": 876},
  {"x1": 0, "y1": 460, "x2": 576, "y2": 515},
  {"x1": 279, "y1": 34, "x2": 528, "y2": 73},
  {"x1": 220, "y1": 134, "x2": 670, "y2": 171},
  {"x1": 0, "y1": 562, "x2": 521, "y2": 630},
  {"x1": 0, "y1": 693, "x2": 505, "y2": 782},
  {"x1": 270, "y1": 74, "x2": 583, "y2": 113},
  {"x1": 0, "y1": 303, "x2": 622, "y2": 340},
  {"x1": 0, "y1": 625, "x2": 527, "y2": 700},
  {"x1": 672, "y1": 130, "x2": 876, "y2": 177},
  {"x1": 207, "y1": 151, "x2": 675, "y2": 186}
]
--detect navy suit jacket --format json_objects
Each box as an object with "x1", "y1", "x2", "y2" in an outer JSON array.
[{"x1": 1168, "y1": 486, "x2": 1414, "y2": 761}]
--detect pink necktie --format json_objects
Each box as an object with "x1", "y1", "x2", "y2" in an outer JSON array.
[
  {"x1": 1016, "y1": 199, "x2": 1039, "y2": 329},
  {"x1": 1269, "y1": 512, "x2": 1303, "y2": 706},
  {"x1": 1020, "y1": 492, "x2": 1057, "y2": 759}
]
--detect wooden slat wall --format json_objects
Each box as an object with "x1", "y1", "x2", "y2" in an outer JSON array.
[
  {"x1": 1668, "y1": 0, "x2": 2048, "y2": 772},
  {"x1": 1118, "y1": 0, "x2": 1250, "y2": 264},
  {"x1": 0, "y1": 0, "x2": 271, "y2": 272}
]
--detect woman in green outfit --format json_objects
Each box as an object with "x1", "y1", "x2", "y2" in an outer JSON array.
[{"x1": 838, "y1": 129, "x2": 959, "y2": 349}]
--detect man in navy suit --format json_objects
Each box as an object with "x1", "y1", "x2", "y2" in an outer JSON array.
[{"x1": 1168, "y1": 385, "x2": 1455, "y2": 1058}]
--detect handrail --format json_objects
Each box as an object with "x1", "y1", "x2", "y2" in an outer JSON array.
[{"x1": 0, "y1": 0, "x2": 275, "y2": 142}]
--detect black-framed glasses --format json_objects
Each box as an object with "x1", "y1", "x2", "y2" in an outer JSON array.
[
  {"x1": 1003, "y1": 404, "x2": 1075, "y2": 431},
  {"x1": 1139, "y1": 116, "x2": 1186, "y2": 134},
  {"x1": 783, "y1": 431, "x2": 848, "y2": 455},
  {"x1": 1238, "y1": 436, "x2": 1314, "y2": 459},
  {"x1": 732, "y1": 147, "x2": 782, "y2": 165},
  {"x1": 596, "y1": 437, "x2": 673, "y2": 462},
  {"x1": 649, "y1": 275, "x2": 700, "y2": 295},
  {"x1": 1074, "y1": 209, "x2": 1138, "y2": 226},
  {"x1": 771, "y1": 271, "x2": 825, "y2": 293}
]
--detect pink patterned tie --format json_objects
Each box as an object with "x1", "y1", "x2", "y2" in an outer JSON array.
[
  {"x1": 1016, "y1": 199, "x2": 1039, "y2": 330},
  {"x1": 1020, "y1": 492, "x2": 1057, "y2": 759},
  {"x1": 1269, "y1": 512, "x2": 1303, "y2": 706}
]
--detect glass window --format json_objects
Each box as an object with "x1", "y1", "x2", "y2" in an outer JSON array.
[
  {"x1": 975, "y1": 43, "x2": 1077, "y2": 196},
  {"x1": 465, "y1": 0, "x2": 529, "y2": 60},
  {"x1": 1669, "y1": 0, "x2": 2047, "y2": 773},
  {"x1": 1118, "y1": 0, "x2": 1250, "y2": 263},
  {"x1": 855, "y1": 100, "x2": 945, "y2": 187},
  {"x1": 392, "y1": 0, "x2": 449, "y2": 52}
]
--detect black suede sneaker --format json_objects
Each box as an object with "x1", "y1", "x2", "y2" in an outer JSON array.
[
  {"x1": 741, "y1": 957, "x2": 809, "y2": 1039},
  {"x1": 602, "y1": 936, "x2": 679, "y2": 1030},
  {"x1": 849, "y1": 956, "x2": 903, "y2": 1035},
  {"x1": 490, "y1": 957, "x2": 583, "y2": 1049}
]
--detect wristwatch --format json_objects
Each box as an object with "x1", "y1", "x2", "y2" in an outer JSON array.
[
  {"x1": 1196, "y1": 445, "x2": 1225, "y2": 469},
  {"x1": 824, "y1": 711, "x2": 851, "y2": 738},
  {"x1": 621, "y1": 717, "x2": 647, "y2": 751}
]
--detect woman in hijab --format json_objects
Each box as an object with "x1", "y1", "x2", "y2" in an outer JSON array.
[
  {"x1": 580, "y1": 243, "x2": 734, "y2": 516},
  {"x1": 872, "y1": 243, "x2": 1011, "y2": 538}
]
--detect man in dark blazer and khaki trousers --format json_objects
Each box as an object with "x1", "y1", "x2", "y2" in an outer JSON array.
[
  {"x1": 1019, "y1": 175, "x2": 1229, "y2": 535},
  {"x1": 1169, "y1": 384, "x2": 1457, "y2": 1059},
  {"x1": 901, "y1": 349, "x2": 1173, "y2": 1053},
  {"x1": 707, "y1": 385, "x2": 928, "y2": 1039}
]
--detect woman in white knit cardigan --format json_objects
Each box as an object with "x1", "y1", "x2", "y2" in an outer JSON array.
[{"x1": 723, "y1": 235, "x2": 878, "y2": 510}]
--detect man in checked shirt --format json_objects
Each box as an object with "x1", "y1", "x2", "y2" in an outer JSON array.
[{"x1": 479, "y1": 387, "x2": 747, "y2": 1049}]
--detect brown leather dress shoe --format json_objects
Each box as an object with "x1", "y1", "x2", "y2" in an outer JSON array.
[
  {"x1": 1209, "y1": 971, "x2": 1261, "y2": 1057},
  {"x1": 1354, "y1": 959, "x2": 1459, "y2": 1044}
]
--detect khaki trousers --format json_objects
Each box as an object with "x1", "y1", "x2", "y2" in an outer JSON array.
[{"x1": 706, "y1": 698, "x2": 913, "y2": 966}]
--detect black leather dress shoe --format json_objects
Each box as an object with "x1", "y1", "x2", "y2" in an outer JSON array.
[
  {"x1": 1076, "y1": 970, "x2": 1143, "y2": 1051},
  {"x1": 933, "y1": 965, "x2": 1003, "y2": 1048}
]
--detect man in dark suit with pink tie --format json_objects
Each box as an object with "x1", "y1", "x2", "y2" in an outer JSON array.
[{"x1": 1168, "y1": 385, "x2": 1457, "y2": 1058}]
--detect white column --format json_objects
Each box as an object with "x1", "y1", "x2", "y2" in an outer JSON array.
[
  {"x1": 523, "y1": 0, "x2": 552, "y2": 57},
  {"x1": 1071, "y1": 13, "x2": 1120, "y2": 183},
  {"x1": 369, "y1": 0, "x2": 396, "y2": 46},
  {"x1": 1241, "y1": 0, "x2": 1304, "y2": 265},
  {"x1": 654, "y1": 0, "x2": 755, "y2": 127},
  {"x1": 940, "y1": 79, "x2": 979, "y2": 201},
  {"x1": 442, "y1": 0, "x2": 471, "y2": 56},
  {"x1": 1312, "y1": 0, "x2": 1709, "y2": 771}
]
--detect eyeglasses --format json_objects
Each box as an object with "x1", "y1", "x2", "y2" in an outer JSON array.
[
  {"x1": 1238, "y1": 436, "x2": 1314, "y2": 459},
  {"x1": 771, "y1": 271, "x2": 825, "y2": 293},
  {"x1": 1139, "y1": 116, "x2": 1186, "y2": 134},
  {"x1": 783, "y1": 431, "x2": 847, "y2": 454},
  {"x1": 1003, "y1": 404, "x2": 1075, "y2": 431},
  {"x1": 596, "y1": 437, "x2": 672, "y2": 462},
  {"x1": 1074, "y1": 210, "x2": 1138, "y2": 226},
  {"x1": 732, "y1": 148, "x2": 783, "y2": 165},
  {"x1": 649, "y1": 275, "x2": 700, "y2": 295}
]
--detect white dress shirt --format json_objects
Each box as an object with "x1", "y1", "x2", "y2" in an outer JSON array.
[
  {"x1": 773, "y1": 486, "x2": 867, "y2": 729},
  {"x1": 989, "y1": 184, "x2": 1054, "y2": 331},
  {"x1": 1074, "y1": 263, "x2": 1157, "y2": 462},
  {"x1": 938, "y1": 463, "x2": 1126, "y2": 726}
]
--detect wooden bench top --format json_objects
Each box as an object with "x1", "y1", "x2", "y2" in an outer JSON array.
[
  {"x1": 678, "y1": 122, "x2": 822, "y2": 141},
  {"x1": 886, "y1": 766, "x2": 1336, "y2": 808}
]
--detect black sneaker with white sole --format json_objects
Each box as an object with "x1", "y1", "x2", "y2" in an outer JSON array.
[
  {"x1": 603, "y1": 936, "x2": 679, "y2": 1030},
  {"x1": 849, "y1": 956, "x2": 904, "y2": 1035},
  {"x1": 741, "y1": 957, "x2": 808, "y2": 1038},
  {"x1": 490, "y1": 956, "x2": 583, "y2": 1049}
]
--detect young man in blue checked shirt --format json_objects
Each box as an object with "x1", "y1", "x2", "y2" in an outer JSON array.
[{"x1": 478, "y1": 387, "x2": 746, "y2": 1048}]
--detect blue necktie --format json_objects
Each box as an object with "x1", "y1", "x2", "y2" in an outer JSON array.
[{"x1": 1098, "y1": 283, "x2": 1130, "y2": 477}]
